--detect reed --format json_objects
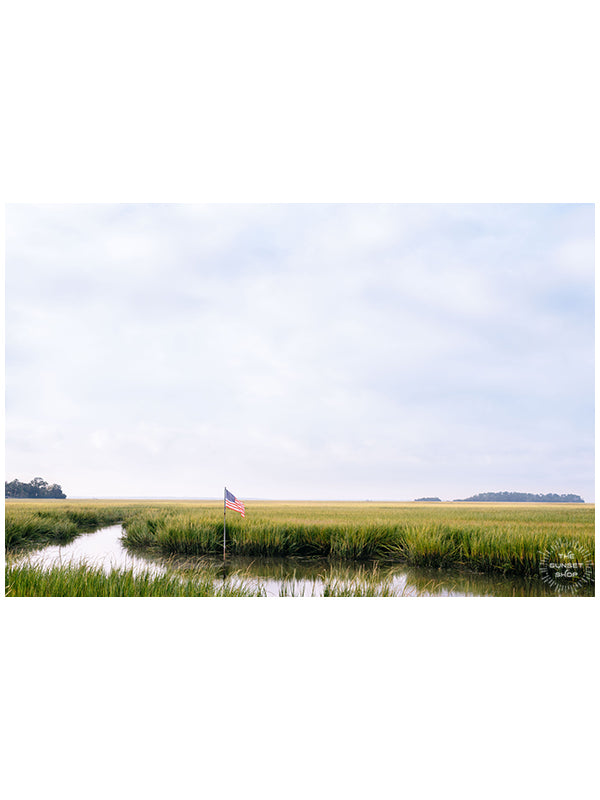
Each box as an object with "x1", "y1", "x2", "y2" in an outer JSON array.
[
  {"x1": 119, "y1": 501, "x2": 595, "y2": 577},
  {"x1": 4, "y1": 560, "x2": 262, "y2": 597},
  {"x1": 5, "y1": 499, "x2": 595, "y2": 580},
  {"x1": 5, "y1": 501, "x2": 129, "y2": 550},
  {"x1": 5, "y1": 559, "x2": 443, "y2": 597}
]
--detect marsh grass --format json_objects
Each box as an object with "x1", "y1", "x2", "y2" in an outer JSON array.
[
  {"x1": 6, "y1": 499, "x2": 595, "y2": 584},
  {"x1": 4, "y1": 559, "x2": 262, "y2": 597},
  {"x1": 119, "y1": 501, "x2": 594, "y2": 577},
  {"x1": 5, "y1": 559, "x2": 444, "y2": 597},
  {"x1": 5, "y1": 501, "x2": 128, "y2": 550}
]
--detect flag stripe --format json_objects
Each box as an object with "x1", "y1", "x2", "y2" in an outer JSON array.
[{"x1": 225, "y1": 489, "x2": 245, "y2": 518}]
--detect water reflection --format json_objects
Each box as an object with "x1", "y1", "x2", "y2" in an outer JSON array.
[
  {"x1": 10, "y1": 525, "x2": 594, "y2": 597},
  {"x1": 173, "y1": 555, "x2": 594, "y2": 597},
  {"x1": 10, "y1": 524, "x2": 164, "y2": 576}
]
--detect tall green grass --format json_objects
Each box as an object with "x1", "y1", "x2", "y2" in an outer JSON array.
[
  {"x1": 5, "y1": 560, "x2": 443, "y2": 597},
  {"x1": 120, "y1": 502, "x2": 595, "y2": 577},
  {"x1": 6, "y1": 499, "x2": 595, "y2": 581},
  {"x1": 5, "y1": 561, "x2": 261, "y2": 597},
  {"x1": 5, "y1": 501, "x2": 129, "y2": 550}
]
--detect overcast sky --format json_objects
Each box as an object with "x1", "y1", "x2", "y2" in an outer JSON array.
[{"x1": 4, "y1": 203, "x2": 594, "y2": 501}]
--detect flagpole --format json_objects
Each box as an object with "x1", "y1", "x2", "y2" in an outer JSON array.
[{"x1": 223, "y1": 486, "x2": 227, "y2": 561}]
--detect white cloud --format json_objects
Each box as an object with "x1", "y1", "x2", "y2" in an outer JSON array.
[{"x1": 5, "y1": 203, "x2": 594, "y2": 500}]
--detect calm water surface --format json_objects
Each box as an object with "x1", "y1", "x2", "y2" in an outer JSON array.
[{"x1": 11, "y1": 525, "x2": 594, "y2": 597}]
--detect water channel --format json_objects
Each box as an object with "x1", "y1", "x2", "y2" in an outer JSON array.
[{"x1": 10, "y1": 524, "x2": 593, "y2": 596}]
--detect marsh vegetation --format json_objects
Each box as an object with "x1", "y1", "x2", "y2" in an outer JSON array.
[
  {"x1": 5, "y1": 561, "x2": 260, "y2": 597},
  {"x1": 120, "y1": 500, "x2": 594, "y2": 576},
  {"x1": 5, "y1": 501, "x2": 128, "y2": 549},
  {"x1": 5, "y1": 499, "x2": 594, "y2": 596}
]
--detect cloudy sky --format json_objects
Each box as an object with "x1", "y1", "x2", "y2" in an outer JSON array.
[{"x1": 5, "y1": 204, "x2": 594, "y2": 500}]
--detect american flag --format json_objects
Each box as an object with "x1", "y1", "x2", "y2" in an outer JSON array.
[{"x1": 225, "y1": 489, "x2": 245, "y2": 517}]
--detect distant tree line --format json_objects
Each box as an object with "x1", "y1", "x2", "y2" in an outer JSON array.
[
  {"x1": 414, "y1": 497, "x2": 441, "y2": 502},
  {"x1": 454, "y1": 491, "x2": 584, "y2": 503},
  {"x1": 5, "y1": 477, "x2": 66, "y2": 499}
]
